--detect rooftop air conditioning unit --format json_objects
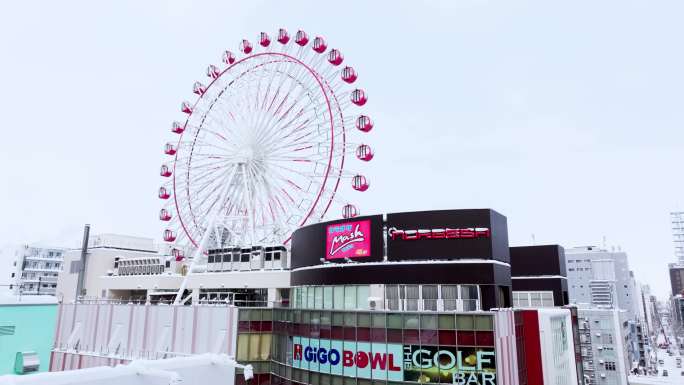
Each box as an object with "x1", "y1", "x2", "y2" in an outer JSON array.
[{"x1": 14, "y1": 351, "x2": 39, "y2": 374}]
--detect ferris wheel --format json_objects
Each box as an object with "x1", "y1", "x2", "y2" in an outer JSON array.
[{"x1": 158, "y1": 28, "x2": 374, "y2": 262}]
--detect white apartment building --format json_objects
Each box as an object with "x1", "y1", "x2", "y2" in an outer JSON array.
[
  {"x1": 565, "y1": 246, "x2": 639, "y2": 320},
  {"x1": 578, "y1": 308, "x2": 630, "y2": 385},
  {"x1": 57, "y1": 233, "x2": 160, "y2": 302},
  {"x1": 2, "y1": 245, "x2": 65, "y2": 296},
  {"x1": 56, "y1": 233, "x2": 291, "y2": 305},
  {"x1": 672, "y1": 211, "x2": 684, "y2": 265}
]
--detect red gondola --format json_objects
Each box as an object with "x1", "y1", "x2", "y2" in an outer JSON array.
[
  {"x1": 163, "y1": 229, "x2": 176, "y2": 242},
  {"x1": 160, "y1": 165, "x2": 172, "y2": 177},
  {"x1": 172, "y1": 248, "x2": 184, "y2": 261},
  {"x1": 312, "y1": 37, "x2": 327, "y2": 53},
  {"x1": 223, "y1": 50, "x2": 236, "y2": 65},
  {"x1": 259, "y1": 32, "x2": 271, "y2": 47},
  {"x1": 164, "y1": 143, "x2": 176, "y2": 155},
  {"x1": 295, "y1": 30, "x2": 309, "y2": 46},
  {"x1": 181, "y1": 101, "x2": 193, "y2": 114},
  {"x1": 207, "y1": 65, "x2": 220, "y2": 79},
  {"x1": 351, "y1": 89, "x2": 367, "y2": 106},
  {"x1": 240, "y1": 39, "x2": 253, "y2": 54},
  {"x1": 277, "y1": 28, "x2": 290, "y2": 44},
  {"x1": 355, "y1": 115, "x2": 373, "y2": 132},
  {"x1": 158, "y1": 187, "x2": 170, "y2": 199},
  {"x1": 327, "y1": 49, "x2": 343, "y2": 65},
  {"x1": 341, "y1": 66, "x2": 357, "y2": 83},
  {"x1": 159, "y1": 208, "x2": 172, "y2": 221},
  {"x1": 356, "y1": 144, "x2": 373, "y2": 161},
  {"x1": 171, "y1": 121, "x2": 184, "y2": 134},
  {"x1": 193, "y1": 81, "x2": 206, "y2": 96},
  {"x1": 343, "y1": 204, "x2": 359, "y2": 219},
  {"x1": 352, "y1": 175, "x2": 369, "y2": 192}
]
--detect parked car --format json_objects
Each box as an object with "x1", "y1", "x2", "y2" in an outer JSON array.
[{"x1": 663, "y1": 370, "x2": 668, "y2": 376}]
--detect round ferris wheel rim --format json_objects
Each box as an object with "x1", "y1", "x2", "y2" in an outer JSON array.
[{"x1": 171, "y1": 51, "x2": 338, "y2": 248}]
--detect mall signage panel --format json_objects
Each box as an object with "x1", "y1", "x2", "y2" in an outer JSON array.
[
  {"x1": 290, "y1": 214, "x2": 384, "y2": 268},
  {"x1": 292, "y1": 337, "x2": 497, "y2": 384},
  {"x1": 403, "y1": 345, "x2": 496, "y2": 384},
  {"x1": 386, "y1": 209, "x2": 506, "y2": 261},
  {"x1": 325, "y1": 219, "x2": 372, "y2": 260},
  {"x1": 292, "y1": 337, "x2": 404, "y2": 381}
]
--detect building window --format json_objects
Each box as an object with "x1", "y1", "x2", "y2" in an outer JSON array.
[
  {"x1": 513, "y1": 291, "x2": 555, "y2": 308},
  {"x1": 344, "y1": 286, "x2": 357, "y2": 309},
  {"x1": 605, "y1": 361, "x2": 616, "y2": 371}
]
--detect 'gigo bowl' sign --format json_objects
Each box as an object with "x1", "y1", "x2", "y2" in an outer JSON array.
[
  {"x1": 291, "y1": 338, "x2": 497, "y2": 384},
  {"x1": 292, "y1": 337, "x2": 403, "y2": 381}
]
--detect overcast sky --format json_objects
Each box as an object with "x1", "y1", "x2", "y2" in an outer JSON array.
[{"x1": 1, "y1": 1, "x2": 683, "y2": 299}]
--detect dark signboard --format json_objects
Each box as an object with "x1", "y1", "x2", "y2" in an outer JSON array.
[
  {"x1": 291, "y1": 214, "x2": 384, "y2": 269},
  {"x1": 386, "y1": 209, "x2": 509, "y2": 263},
  {"x1": 402, "y1": 345, "x2": 496, "y2": 384}
]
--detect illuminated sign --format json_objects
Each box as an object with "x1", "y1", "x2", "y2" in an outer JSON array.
[
  {"x1": 388, "y1": 227, "x2": 490, "y2": 241},
  {"x1": 292, "y1": 337, "x2": 403, "y2": 380},
  {"x1": 402, "y1": 345, "x2": 496, "y2": 384},
  {"x1": 326, "y1": 219, "x2": 372, "y2": 260}
]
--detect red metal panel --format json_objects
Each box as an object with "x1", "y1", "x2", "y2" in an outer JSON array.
[{"x1": 520, "y1": 310, "x2": 544, "y2": 385}]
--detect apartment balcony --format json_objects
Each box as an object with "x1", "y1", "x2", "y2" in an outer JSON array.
[
  {"x1": 24, "y1": 255, "x2": 63, "y2": 262},
  {"x1": 22, "y1": 266, "x2": 61, "y2": 273},
  {"x1": 20, "y1": 277, "x2": 58, "y2": 284}
]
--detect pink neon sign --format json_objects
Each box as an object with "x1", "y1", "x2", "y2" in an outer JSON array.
[{"x1": 326, "y1": 219, "x2": 371, "y2": 260}]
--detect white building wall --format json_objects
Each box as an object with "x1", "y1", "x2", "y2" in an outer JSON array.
[
  {"x1": 51, "y1": 303, "x2": 239, "y2": 371},
  {"x1": 578, "y1": 308, "x2": 629, "y2": 385},
  {"x1": 57, "y1": 234, "x2": 160, "y2": 302},
  {"x1": 537, "y1": 308, "x2": 579, "y2": 385},
  {"x1": 565, "y1": 247, "x2": 638, "y2": 320},
  {"x1": 0, "y1": 246, "x2": 17, "y2": 294},
  {"x1": 2, "y1": 245, "x2": 66, "y2": 296}
]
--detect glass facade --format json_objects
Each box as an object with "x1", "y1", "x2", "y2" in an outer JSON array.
[
  {"x1": 236, "y1": 308, "x2": 497, "y2": 385},
  {"x1": 292, "y1": 285, "x2": 480, "y2": 312}
]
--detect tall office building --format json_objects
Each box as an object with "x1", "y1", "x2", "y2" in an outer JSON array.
[
  {"x1": 565, "y1": 247, "x2": 639, "y2": 321},
  {"x1": 577, "y1": 308, "x2": 630, "y2": 385},
  {"x1": 669, "y1": 263, "x2": 684, "y2": 296},
  {"x1": 672, "y1": 211, "x2": 684, "y2": 264}
]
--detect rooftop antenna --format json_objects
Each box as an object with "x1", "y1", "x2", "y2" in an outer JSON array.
[
  {"x1": 531, "y1": 234, "x2": 536, "y2": 245},
  {"x1": 602, "y1": 236, "x2": 607, "y2": 249}
]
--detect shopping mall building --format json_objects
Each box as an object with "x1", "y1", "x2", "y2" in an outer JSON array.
[
  {"x1": 233, "y1": 209, "x2": 581, "y2": 385},
  {"x1": 50, "y1": 209, "x2": 581, "y2": 385}
]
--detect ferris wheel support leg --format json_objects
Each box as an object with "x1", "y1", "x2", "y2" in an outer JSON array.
[{"x1": 173, "y1": 165, "x2": 239, "y2": 305}]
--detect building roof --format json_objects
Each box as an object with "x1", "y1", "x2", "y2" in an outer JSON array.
[{"x1": 0, "y1": 292, "x2": 57, "y2": 305}]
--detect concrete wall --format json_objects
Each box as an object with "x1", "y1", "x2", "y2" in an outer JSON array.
[{"x1": 50, "y1": 303, "x2": 238, "y2": 371}]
